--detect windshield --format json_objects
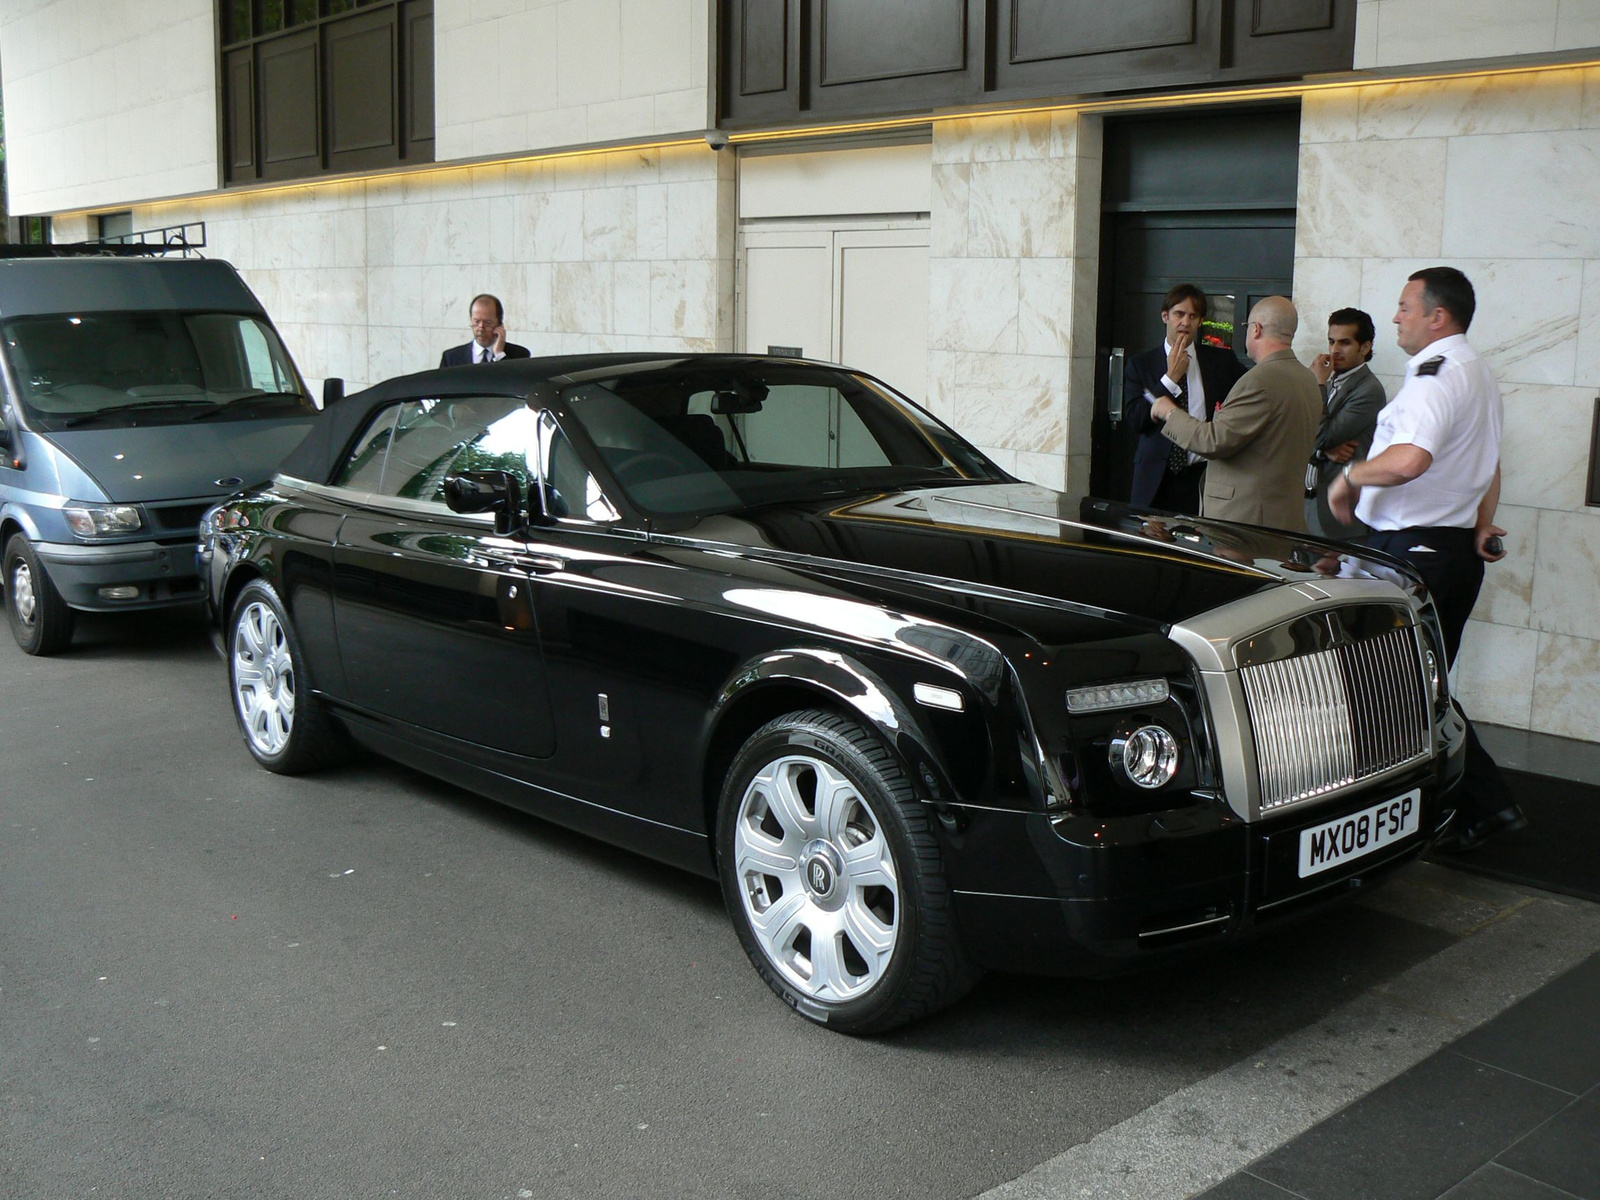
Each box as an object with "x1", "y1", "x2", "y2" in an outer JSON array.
[
  {"x1": 4, "y1": 310, "x2": 311, "y2": 430},
  {"x1": 560, "y1": 364, "x2": 1003, "y2": 517}
]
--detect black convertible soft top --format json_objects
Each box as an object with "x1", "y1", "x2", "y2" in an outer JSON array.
[{"x1": 276, "y1": 353, "x2": 797, "y2": 484}]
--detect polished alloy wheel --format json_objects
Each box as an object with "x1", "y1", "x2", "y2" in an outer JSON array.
[
  {"x1": 11, "y1": 559, "x2": 37, "y2": 626},
  {"x1": 731, "y1": 753, "x2": 900, "y2": 1003},
  {"x1": 232, "y1": 599, "x2": 296, "y2": 757}
]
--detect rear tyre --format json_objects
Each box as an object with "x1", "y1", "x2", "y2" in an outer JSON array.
[
  {"x1": 228, "y1": 579, "x2": 345, "y2": 774},
  {"x1": 4, "y1": 534, "x2": 75, "y2": 656},
  {"x1": 717, "y1": 709, "x2": 977, "y2": 1034}
]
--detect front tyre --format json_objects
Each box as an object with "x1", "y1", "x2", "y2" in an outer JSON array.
[
  {"x1": 717, "y1": 709, "x2": 976, "y2": 1034},
  {"x1": 4, "y1": 534, "x2": 75, "y2": 655},
  {"x1": 228, "y1": 579, "x2": 344, "y2": 774}
]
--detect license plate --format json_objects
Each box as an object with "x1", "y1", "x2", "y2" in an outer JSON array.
[{"x1": 1298, "y1": 789, "x2": 1421, "y2": 878}]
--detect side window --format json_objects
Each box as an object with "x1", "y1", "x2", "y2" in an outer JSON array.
[
  {"x1": 537, "y1": 412, "x2": 619, "y2": 523},
  {"x1": 379, "y1": 396, "x2": 539, "y2": 504},
  {"x1": 238, "y1": 321, "x2": 286, "y2": 392},
  {"x1": 334, "y1": 404, "x2": 400, "y2": 492}
]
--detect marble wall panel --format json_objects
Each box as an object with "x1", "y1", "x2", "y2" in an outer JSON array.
[
  {"x1": 1297, "y1": 140, "x2": 1448, "y2": 260},
  {"x1": 1301, "y1": 86, "x2": 1361, "y2": 144},
  {"x1": 1499, "y1": 384, "x2": 1596, "y2": 512},
  {"x1": 1290, "y1": 256, "x2": 1367, "y2": 363},
  {"x1": 649, "y1": 260, "x2": 719, "y2": 340},
  {"x1": 1442, "y1": 131, "x2": 1600, "y2": 260},
  {"x1": 1575, "y1": 258, "x2": 1600, "y2": 387},
  {"x1": 1017, "y1": 259, "x2": 1076, "y2": 358},
  {"x1": 929, "y1": 258, "x2": 1020, "y2": 354},
  {"x1": 1358, "y1": 70, "x2": 1585, "y2": 141},
  {"x1": 932, "y1": 111, "x2": 1055, "y2": 165},
  {"x1": 1451, "y1": 259, "x2": 1581, "y2": 387},
  {"x1": 1531, "y1": 509, "x2": 1600, "y2": 641},
  {"x1": 966, "y1": 159, "x2": 1076, "y2": 259},
  {"x1": 948, "y1": 351, "x2": 1072, "y2": 455},
  {"x1": 1530, "y1": 632, "x2": 1600, "y2": 741},
  {"x1": 1012, "y1": 449, "x2": 1067, "y2": 492},
  {"x1": 666, "y1": 180, "x2": 721, "y2": 259},
  {"x1": 554, "y1": 261, "x2": 616, "y2": 334},
  {"x1": 1453, "y1": 619, "x2": 1537, "y2": 729},
  {"x1": 1471, "y1": 503, "x2": 1538, "y2": 628},
  {"x1": 583, "y1": 188, "x2": 638, "y2": 260},
  {"x1": 930, "y1": 164, "x2": 971, "y2": 258}
]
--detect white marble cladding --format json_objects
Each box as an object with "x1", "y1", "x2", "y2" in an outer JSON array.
[
  {"x1": 0, "y1": 0, "x2": 217, "y2": 213},
  {"x1": 117, "y1": 146, "x2": 734, "y2": 394},
  {"x1": 927, "y1": 111, "x2": 1101, "y2": 497},
  {"x1": 434, "y1": 0, "x2": 710, "y2": 160},
  {"x1": 1294, "y1": 68, "x2": 1600, "y2": 741},
  {"x1": 1354, "y1": 0, "x2": 1600, "y2": 71}
]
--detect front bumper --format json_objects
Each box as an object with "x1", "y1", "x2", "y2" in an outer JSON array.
[
  {"x1": 946, "y1": 708, "x2": 1468, "y2": 976},
  {"x1": 34, "y1": 538, "x2": 205, "y2": 612}
]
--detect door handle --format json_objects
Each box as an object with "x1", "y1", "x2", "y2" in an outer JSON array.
[
  {"x1": 514, "y1": 554, "x2": 567, "y2": 575},
  {"x1": 1108, "y1": 348, "x2": 1126, "y2": 425}
]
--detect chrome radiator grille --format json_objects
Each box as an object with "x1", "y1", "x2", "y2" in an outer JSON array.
[{"x1": 1239, "y1": 624, "x2": 1431, "y2": 812}]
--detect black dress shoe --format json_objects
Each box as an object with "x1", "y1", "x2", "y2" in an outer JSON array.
[{"x1": 1432, "y1": 804, "x2": 1528, "y2": 854}]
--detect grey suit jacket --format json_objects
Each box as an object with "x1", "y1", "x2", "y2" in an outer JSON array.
[
  {"x1": 1159, "y1": 348, "x2": 1323, "y2": 533},
  {"x1": 1305, "y1": 362, "x2": 1387, "y2": 540}
]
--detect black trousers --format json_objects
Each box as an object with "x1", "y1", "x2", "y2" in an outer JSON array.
[
  {"x1": 1151, "y1": 460, "x2": 1205, "y2": 515},
  {"x1": 1362, "y1": 526, "x2": 1513, "y2": 823}
]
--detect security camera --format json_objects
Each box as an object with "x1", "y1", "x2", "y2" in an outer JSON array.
[{"x1": 705, "y1": 129, "x2": 730, "y2": 151}]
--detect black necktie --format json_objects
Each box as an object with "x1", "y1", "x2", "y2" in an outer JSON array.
[{"x1": 1166, "y1": 380, "x2": 1189, "y2": 474}]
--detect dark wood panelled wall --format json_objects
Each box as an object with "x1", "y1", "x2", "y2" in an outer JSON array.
[
  {"x1": 219, "y1": 0, "x2": 434, "y2": 186},
  {"x1": 719, "y1": 0, "x2": 1353, "y2": 128}
]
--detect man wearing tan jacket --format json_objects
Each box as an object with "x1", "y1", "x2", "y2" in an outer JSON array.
[{"x1": 1150, "y1": 296, "x2": 1321, "y2": 532}]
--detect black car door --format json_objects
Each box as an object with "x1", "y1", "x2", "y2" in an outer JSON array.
[{"x1": 330, "y1": 393, "x2": 557, "y2": 758}]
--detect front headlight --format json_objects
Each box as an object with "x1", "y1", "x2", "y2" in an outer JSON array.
[{"x1": 62, "y1": 502, "x2": 142, "y2": 538}]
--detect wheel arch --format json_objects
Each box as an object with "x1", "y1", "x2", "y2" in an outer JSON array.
[{"x1": 700, "y1": 649, "x2": 964, "y2": 862}]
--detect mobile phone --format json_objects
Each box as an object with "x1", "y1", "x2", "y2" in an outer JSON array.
[{"x1": 1483, "y1": 535, "x2": 1505, "y2": 556}]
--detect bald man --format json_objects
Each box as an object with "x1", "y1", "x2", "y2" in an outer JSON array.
[{"x1": 1150, "y1": 296, "x2": 1322, "y2": 531}]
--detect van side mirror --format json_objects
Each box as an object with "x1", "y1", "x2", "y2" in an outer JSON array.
[
  {"x1": 443, "y1": 470, "x2": 523, "y2": 536},
  {"x1": 321, "y1": 377, "x2": 345, "y2": 408}
]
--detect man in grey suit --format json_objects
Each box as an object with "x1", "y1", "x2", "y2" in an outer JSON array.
[
  {"x1": 1305, "y1": 307, "x2": 1386, "y2": 539},
  {"x1": 1150, "y1": 296, "x2": 1322, "y2": 532}
]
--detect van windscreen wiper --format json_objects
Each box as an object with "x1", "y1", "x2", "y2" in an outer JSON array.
[
  {"x1": 188, "y1": 391, "x2": 312, "y2": 421},
  {"x1": 59, "y1": 398, "x2": 215, "y2": 428}
]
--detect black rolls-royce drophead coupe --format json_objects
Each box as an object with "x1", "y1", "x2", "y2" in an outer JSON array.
[{"x1": 200, "y1": 354, "x2": 1467, "y2": 1033}]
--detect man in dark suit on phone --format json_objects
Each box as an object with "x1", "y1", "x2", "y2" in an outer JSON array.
[
  {"x1": 439, "y1": 294, "x2": 531, "y2": 367},
  {"x1": 1125, "y1": 283, "x2": 1248, "y2": 513}
]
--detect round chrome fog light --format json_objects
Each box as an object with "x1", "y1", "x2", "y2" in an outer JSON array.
[{"x1": 1110, "y1": 725, "x2": 1180, "y2": 789}]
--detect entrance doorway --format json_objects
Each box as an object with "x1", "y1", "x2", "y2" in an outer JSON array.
[
  {"x1": 1091, "y1": 106, "x2": 1301, "y2": 503},
  {"x1": 739, "y1": 223, "x2": 931, "y2": 403}
]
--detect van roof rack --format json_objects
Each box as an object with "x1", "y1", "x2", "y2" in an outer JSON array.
[{"x1": 0, "y1": 221, "x2": 207, "y2": 259}]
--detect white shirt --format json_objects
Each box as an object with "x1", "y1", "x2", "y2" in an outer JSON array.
[
  {"x1": 1161, "y1": 339, "x2": 1207, "y2": 466},
  {"x1": 1355, "y1": 334, "x2": 1501, "y2": 531},
  {"x1": 478, "y1": 345, "x2": 499, "y2": 364}
]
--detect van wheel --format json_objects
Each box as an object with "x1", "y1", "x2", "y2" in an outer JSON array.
[{"x1": 5, "y1": 534, "x2": 75, "y2": 655}]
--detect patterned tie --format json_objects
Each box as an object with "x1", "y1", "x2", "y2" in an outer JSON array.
[{"x1": 1166, "y1": 381, "x2": 1189, "y2": 473}]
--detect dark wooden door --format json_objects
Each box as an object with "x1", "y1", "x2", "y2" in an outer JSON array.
[{"x1": 1091, "y1": 106, "x2": 1300, "y2": 504}]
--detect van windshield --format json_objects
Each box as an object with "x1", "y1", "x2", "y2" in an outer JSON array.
[{"x1": 4, "y1": 311, "x2": 312, "y2": 430}]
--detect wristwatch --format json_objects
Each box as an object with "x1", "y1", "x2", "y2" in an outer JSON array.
[{"x1": 1342, "y1": 463, "x2": 1356, "y2": 487}]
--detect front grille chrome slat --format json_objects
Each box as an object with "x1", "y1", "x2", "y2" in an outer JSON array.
[{"x1": 1240, "y1": 622, "x2": 1430, "y2": 812}]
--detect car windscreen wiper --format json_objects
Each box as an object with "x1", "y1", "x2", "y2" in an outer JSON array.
[
  {"x1": 59, "y1": 397, "x2": 216, "y2": 428},
  {"x1": 188, "y1": 391, "x2": 312, "y2": 421}
]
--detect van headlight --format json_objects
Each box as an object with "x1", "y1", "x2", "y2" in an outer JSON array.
[{"x1": 63, "y1": 502, "x2": 142, "y2": 538}]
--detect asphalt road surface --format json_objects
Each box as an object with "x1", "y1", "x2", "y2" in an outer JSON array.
[{"x1": 4, "y1": 606, "x2": 1596, "y2": 1200}]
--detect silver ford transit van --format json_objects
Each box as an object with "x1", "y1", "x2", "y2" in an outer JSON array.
[{"x1": 0, "y1": 254, "x2": 316, "y2": 654}]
